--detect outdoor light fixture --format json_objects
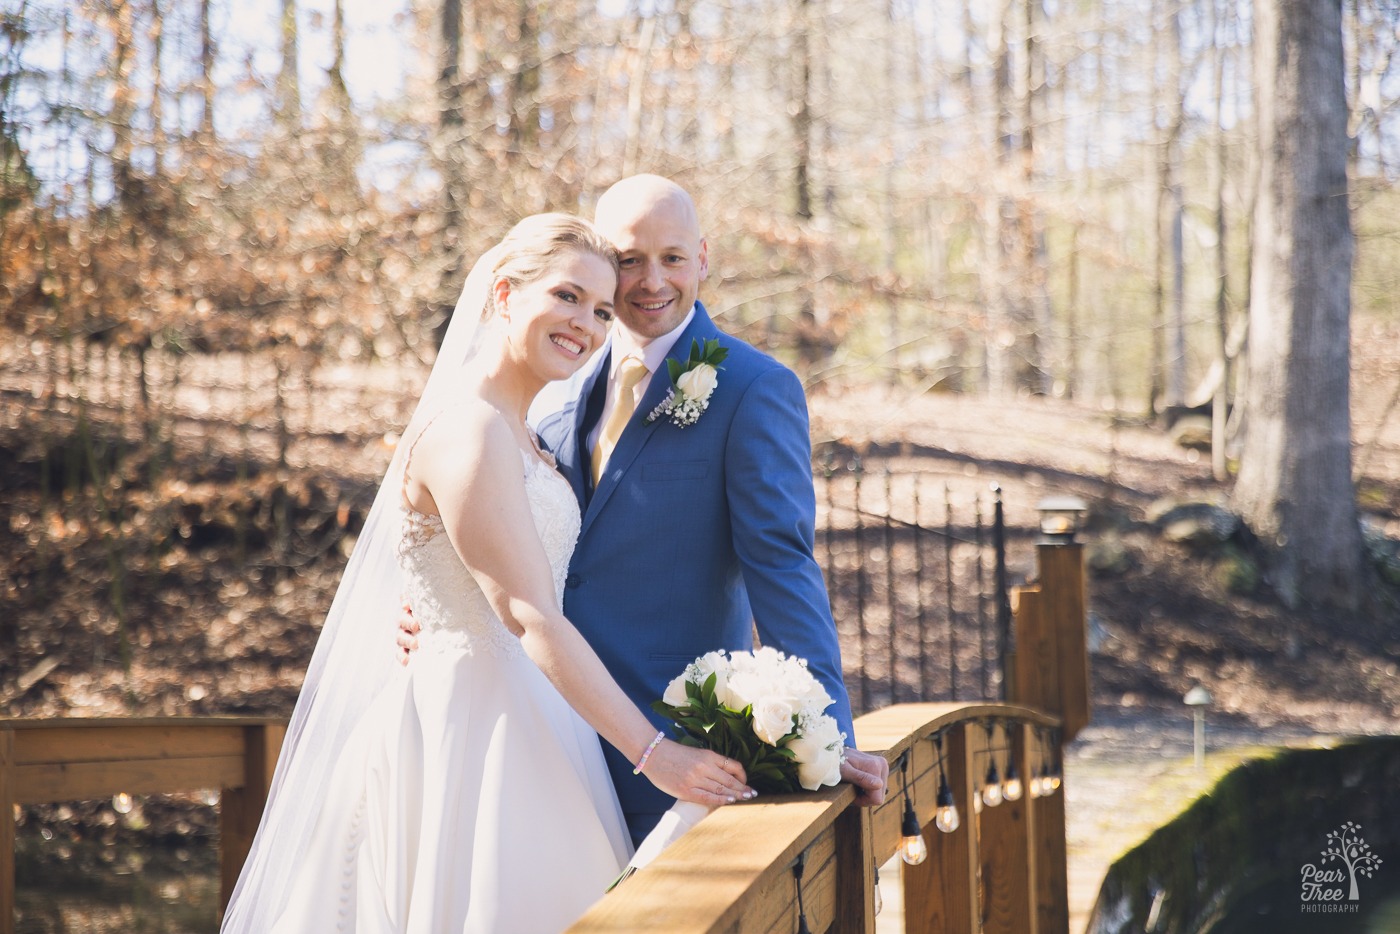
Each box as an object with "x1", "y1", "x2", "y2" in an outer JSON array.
[
  {"x1": 1002, "y1": 750, "x2": 1023, "y2": 802},
  {"x1": 896, "y1": 751, "x2": 928, "y2": 865},
  {"x1": 1036, "y1": 495, "x2": 1088, "y2": 543},
  {"x1": 981, "y1": 722, "x2": 1003, "y2": 808},
  {"x1": 1185, "y1": 684, "x2": 1213, "y2": 770},
  {"x1": 981, "y1": 756, "x2": 1004, "y2": 808},
  {"x1": 1032, "y1": 727, "x2": 1060, "y2": 798},
  {"x1": 932, "y1": 733, "x2": 960, "y2": 833},
  {"x1": 935, "y1": 774, "x2": 960, "y2": 833}
]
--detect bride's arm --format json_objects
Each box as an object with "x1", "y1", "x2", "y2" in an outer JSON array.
[{"x1": 410, "y1": 411, "x2": 753, "y2": 807}]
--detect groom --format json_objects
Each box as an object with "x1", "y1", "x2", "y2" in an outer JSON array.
[{"x1": 405, "y1": 175, "x2": 887, "y2": 842}]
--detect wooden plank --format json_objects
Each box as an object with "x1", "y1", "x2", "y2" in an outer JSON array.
[
  {"x1": 978, "y1": 723, "x2": 1035, "y2": 934},
  {"x1": 220, "y1": 724, "x2": 286, "y2": 914},
  {"x1": 1031, "y1": 727, "x2": 1070, "y2": 934},
  {"x1": 832, "y1": 804, "x2": 875, "y2": 934},
  {"x1": 904, "y1": 722, "x2": 978, "y2": 934},
  {"x1": 570, "y1": 793, "x2": 849, "y2": 933},
  {"x1": 2, "y1": 728, "x2": 16, "y2": 934},
  {"x1": 754, "y1": 830, "x2": 838, "y2": 934},
  {"x1": 1013, "y1": 587, "x2": 1060, "y2": 717},
  {"x1": 12, "y1": 755, "x2": 246, "y2": 804},
  {"x1": 0, "y1": 716, "x2": 287, "y2": 730},
  {"x1": 1037, "y1": 544, "x2": 1090, "y2": 740},
  {"x1": 13, "y1": 724, "x2": 246, "y2": 766}
]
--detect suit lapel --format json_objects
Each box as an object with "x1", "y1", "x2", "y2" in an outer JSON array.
[{"x1": 580, "y1": 305, "x2": 721, "y2": 536}]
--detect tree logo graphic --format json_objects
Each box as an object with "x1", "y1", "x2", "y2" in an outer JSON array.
[{"x1": 1300, "y1": 821, "x2": 1383, "y2": 906}]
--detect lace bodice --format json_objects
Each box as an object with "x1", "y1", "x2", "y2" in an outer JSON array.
[{"x1": 397, "y1": 451, "x2": 580, "y2": 658}]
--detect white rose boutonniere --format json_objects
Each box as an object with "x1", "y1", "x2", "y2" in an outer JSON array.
[{"x1": 647, "y1": 338, "x2": 728, "y2": 428}]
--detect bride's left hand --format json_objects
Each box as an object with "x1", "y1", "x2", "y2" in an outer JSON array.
[{"x1": 643, "y1": 741, "x2": 757, "y2": 807}]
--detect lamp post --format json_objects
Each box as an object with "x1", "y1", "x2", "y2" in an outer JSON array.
[
  {"x1": 1036, "y1": 495, "x2": 1088, "y2": 544},
  {"x1": 1184, "y1": 685, "x2": 1212, "y2": 770}
]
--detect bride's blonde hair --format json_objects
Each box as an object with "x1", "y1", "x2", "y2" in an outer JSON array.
[{"x1": 481, "y1": 213, "x2": 619, "y2": 319}]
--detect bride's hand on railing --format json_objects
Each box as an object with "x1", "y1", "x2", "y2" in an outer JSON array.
[{"x1": 643, "y1": 740, "x2": 757, "y2": 807}]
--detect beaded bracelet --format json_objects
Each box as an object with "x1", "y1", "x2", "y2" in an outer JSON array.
[{"x1": 632, "y1": 730, "x2": 666, "y2": 774}]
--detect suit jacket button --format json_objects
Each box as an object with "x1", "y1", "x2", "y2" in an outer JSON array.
[{"x1": 565, "y1": 573, "x2": 581, "y2": 588}]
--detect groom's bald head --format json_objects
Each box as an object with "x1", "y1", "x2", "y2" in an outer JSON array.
[{"x1": 593, "y1": 175, "x2": 709, "y2": 341}]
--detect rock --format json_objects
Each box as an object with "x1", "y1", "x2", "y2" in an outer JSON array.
[
  {"x1": 1213, "y1": 545, "x2": 1259, "y2": 596},
  {"x1": 1361, "y1": 518, "x2": 1400, "y2": 587},
  {"x1": 1148, "y1": 499, "x2": 1240, "y2": 549},
  {"x1": 1170, "y1": 415, "x2": 1213, "y2": 451},
  {"x1": 1087, "y1": 536, "x2": 1134, "y2": 576}
]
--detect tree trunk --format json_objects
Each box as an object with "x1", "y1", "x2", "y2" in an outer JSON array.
[
  {"x1": 1233, "y1": 0, "x2": 1366, "y2": 609},
  {"x1": 108, "y1": 0, "x2": 136, "y2": 205},
  {"x1": 199, "y1": 0, "x2": 215, "y2": 140},
  {"x1": 149, "y1": 0, "x2": 164, "y2": 174},
  {"x1": 277, "y1": 0, "x2": 300, "y2": 129},
  {"x1": 436, "y1": 0, "x2": 466, "y2": 343}
]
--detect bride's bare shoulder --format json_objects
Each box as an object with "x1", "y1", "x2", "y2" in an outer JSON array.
[{"x1": 415, "y1": 400, "x2": 514, "y2": 464}]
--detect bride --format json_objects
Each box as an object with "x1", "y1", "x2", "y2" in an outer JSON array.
[{"x1": 221, "y1": 214, "x2": 752, "y2": 933}]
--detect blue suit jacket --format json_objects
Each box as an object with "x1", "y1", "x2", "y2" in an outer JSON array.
[{"x1": 535, "y1": 302, "x2": 855, "y2": 844}]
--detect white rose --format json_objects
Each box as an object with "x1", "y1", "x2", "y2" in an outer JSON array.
[
  {"x1": 691, "y1": 651, "x2": 735, "y2": 705},
  {"x1": 788, "y1": 717, "x2": 846, "y2": 790},
  {"x1": 676, "y1": 363, "x2": 718, "y2": 401},
  {"x1": 750, "y1": 698, "x2": 797, "y2": 746},
  {"x1": 662, "y1": 671, "x2": 690, "y2": 707}
]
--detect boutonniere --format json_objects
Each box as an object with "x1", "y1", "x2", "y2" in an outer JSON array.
[{"x1": 646, "y1": 338, "x2": 728, "y2": 428}]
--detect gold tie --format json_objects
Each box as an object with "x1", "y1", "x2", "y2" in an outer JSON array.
[{"x1": 591, "y1": 356, "x2": 649, "y2": 484}]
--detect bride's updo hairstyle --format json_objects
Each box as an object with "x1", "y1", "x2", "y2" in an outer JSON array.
[{"x1": 481, "y1": 213, "x2": 620, "y2": 320}]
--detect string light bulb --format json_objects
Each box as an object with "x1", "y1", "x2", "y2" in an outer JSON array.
[
  {"x1": 900, "y1": 795, "x2": 929, "y2": 865},
  {"x1": 1002, "y1": 752, "x2": 1023, "y2": 802},
  {"x1": 935, "y1": 773, "x2": 960, "y2": 833},
  {"x1": 896, "y1": 751, "x2": 927, "y2": 865},
  {"x1": 873, "y1": 865, "x2": 883, "y2": 915},
  {"x1": 981, "y1": 756, "x2": 1003, "y2": 808}
]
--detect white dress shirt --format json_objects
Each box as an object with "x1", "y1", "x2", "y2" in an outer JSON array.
[{"x1": 586, "y1": 304, "x2": 697, "y2": 455}]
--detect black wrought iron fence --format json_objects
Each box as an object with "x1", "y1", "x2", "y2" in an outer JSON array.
[{"x1": 813, "y1": 446, "x2": 1019, "y2": 716}]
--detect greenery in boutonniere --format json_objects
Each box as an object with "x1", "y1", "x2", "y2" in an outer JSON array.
[{"x1": 646, "y1": 338, "x2": 727, "y2": 428}]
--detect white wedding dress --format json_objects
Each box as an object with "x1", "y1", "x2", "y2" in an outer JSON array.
[{"x1": 269, "y1": 450, "x2": 632, "y2": 933}]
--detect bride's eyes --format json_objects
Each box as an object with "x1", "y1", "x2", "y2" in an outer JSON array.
[
  {"x1": 554, "y1": 289, "x2": 579, "y2": 304},
  {"x1": 594, "y1": 307, "x2": 614, "y2": 323}
]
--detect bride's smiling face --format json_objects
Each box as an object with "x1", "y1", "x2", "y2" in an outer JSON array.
[{"x1": 494, "y1": 249, "x2": 617, "y2": 383}]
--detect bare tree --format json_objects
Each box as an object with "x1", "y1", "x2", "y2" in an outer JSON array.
[{"x1": 1233, "y1": 0, "x2": 1368, "y2": 608}]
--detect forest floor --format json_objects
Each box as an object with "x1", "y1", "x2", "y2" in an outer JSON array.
[{"x1": 2, "y1": 314, "x2": 1400, "y2": 931}]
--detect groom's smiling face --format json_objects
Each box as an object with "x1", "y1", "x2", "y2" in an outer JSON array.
[{"x1": 595, "y1": 190, "x2": 709, "y2": 342}]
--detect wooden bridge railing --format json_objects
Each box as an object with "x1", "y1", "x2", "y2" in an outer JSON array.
[
  {"x1": 2, "y1": 543, "x2": 1086, "y2": 933},
  {"x1": 568, "y1": 702, "x2": 1067, "y2": 934},
  {"x1": 0, "y1": 716, "x2": 286, "y2": 934}
]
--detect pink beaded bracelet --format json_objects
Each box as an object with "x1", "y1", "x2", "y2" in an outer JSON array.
[{"x1": 632, "y1": 730, "x2": 666, "y2": 774}]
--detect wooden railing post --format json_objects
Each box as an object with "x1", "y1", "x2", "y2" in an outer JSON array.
[
  {"x1": 1012, "y1": 543, "x2": 1090, "y2": 741},
  {"x1": 903, "y1": 721, "x2": 978, "y2": 934},
  {"x1": 977, "y1": 721, "x2": 1036, "y2": 934},
  {"x1": 834, "y1": 803, "x2": 875, "y2": 933},
  {"x1": 1, "y1": 727, "x2": 15, "y2": 934},
  {"x1": 1030, "y1": 727, "x2": 1070, "y2": 933},
  {"x1": 219, "y1": 722, "x2": 285, "y2": 915}
]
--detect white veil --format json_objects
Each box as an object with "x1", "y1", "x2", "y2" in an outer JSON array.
[{"x1": 219, "y1": 245, "x2": 501, "y2": 933}]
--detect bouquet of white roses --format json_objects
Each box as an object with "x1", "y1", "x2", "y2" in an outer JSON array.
[
  {"x1": 619, "y1": 648, "x2": 847, "y2": 880},
  {"x1": 656, "y1": 647, "x2": 847, "y2": 793}
]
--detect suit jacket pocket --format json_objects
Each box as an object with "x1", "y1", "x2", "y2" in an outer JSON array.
[{"x1": 641, "y1": 460, "x2": 709, "y2": 482}]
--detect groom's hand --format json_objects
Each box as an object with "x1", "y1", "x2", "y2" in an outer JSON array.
[
  {"x1": 395, "y1": 600, "x2": 420, "y2": 665},
  {"x1": 841, "y1": 748, "x2": 888, "y2": 807}
]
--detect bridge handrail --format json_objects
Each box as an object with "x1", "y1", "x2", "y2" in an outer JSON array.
[{"x1": 569, "y1": 701, "x2": 1068, "y2": 934}]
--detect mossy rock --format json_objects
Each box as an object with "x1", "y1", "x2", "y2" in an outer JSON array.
[
  {"x1": 1088, "y1": 738, "x2": 1400, "y2": 934},
  {"x1": 1212, "y1": 545, "x2": 1259, "y2": 596}
]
